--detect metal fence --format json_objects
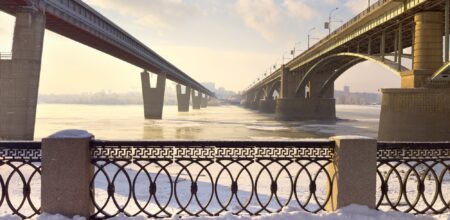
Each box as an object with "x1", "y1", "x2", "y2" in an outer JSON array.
[
  {"x1": 0, "y1": 141, "x2": 41, "y2": 219},
  {"x1": 90, "y1": 140, "x2": 335, "y2": 218},
  {"x1": 1, "y1": 140, "x2": 450, "y2": 219},
  {"x1": 376, "y1": 142, "x2": 450, "y2": 214}
]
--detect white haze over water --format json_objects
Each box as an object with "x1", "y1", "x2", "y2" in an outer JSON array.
[{"x1": 34, "y1": 104, "x2": 380, "y2": 140}]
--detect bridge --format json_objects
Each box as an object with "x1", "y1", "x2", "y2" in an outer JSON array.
[
  {"x1": 241, "y1": 0, "x2": 450, "y2": 142},
  {"x1": 0, "y1": 0, "x2": 214, "y2": 140}
]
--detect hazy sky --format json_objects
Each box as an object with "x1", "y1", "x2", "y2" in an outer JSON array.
[{"x1": 0, "y1": 0, "x2": 400, "y2": 94}]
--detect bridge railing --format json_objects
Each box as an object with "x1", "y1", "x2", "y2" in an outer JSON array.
[
  {"x1": 1, "y1": 135, "x2": 449, "y2": 219},
  {"x1": 0, "y1": 52, "x2": 12, "y2": 60},
  {"x1": 376, "y1": 142, "x2": 450, "y2": 214},
  {"x1": 90, "y1": 140, "x2": 334, "y2": 218},
  {"x1": 0, "y1": 141, "x2": 41, "y2": 219}
]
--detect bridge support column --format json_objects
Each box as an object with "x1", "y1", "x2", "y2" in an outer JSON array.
[
  {"x1": 276, "y1": 67, "x2": 336, "y2": 120},
  {"x1": 176, "y1": 84, "x2": 190, "y2": 112},
  {"x1": 378, "y1": 88, "x2": 450, "y2": 141},
  {"x1": 201, "y1": 95, "x2": 208, "y2": 108},
  {"x1": 401, "y1": 11, "x2": 443, "y2": 88},
  {"x1": 259, "y1": 97, "x2": 276, "y2": 113},
  {"x1": 0, "y1": 9, "x2": 45, "y2": 140},
  {"x1": 276, "y1": 98, "x2": 335, "y2": 121},
  {"x1": 192, "y1": 91, "x2": 201, "y2": 110},
  {"x1": 380, "y1": 11, "x2": 450, "y2": 141},
  {"x1": 141, "y1": 71, "x2": 166, "y2": 119}
]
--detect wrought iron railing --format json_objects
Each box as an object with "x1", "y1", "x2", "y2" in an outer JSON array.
[
  {"x1": 0, "y1": 141, "x2": 42, "y2": 219},
  {"x1": 90, "y1": 140, "x2": 335, "y2": 218},
  {"x1": 376, "y1": 142, "x2": 450, "y2": 214}
]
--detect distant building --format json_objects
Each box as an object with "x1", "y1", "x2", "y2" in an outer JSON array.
[
  {"x1": 335, "y1": 86, "x2": 381, "y2": 105},
  {"x1": 201, "y1": 82, "x2": 236, "y2": 99},
  {"x1": 202, "y1": 82, "x2": 216, "y2": 92},
  {"x1": 343, "y1": 86, "x2": 350, "y2": 94}
]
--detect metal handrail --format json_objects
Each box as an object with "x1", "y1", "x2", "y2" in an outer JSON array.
[{"x1": 0, "y1": 52, "x2": 12, "y2": 60}]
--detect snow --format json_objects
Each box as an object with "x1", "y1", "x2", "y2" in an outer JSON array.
[
  {"x1": 47, "y1": 129, "x2": 93, "y2": 139},
  {"x1": 330, "y1": 135, "x2": 374, "y2": 140},
  {"x1": 0, "y1": 205, "x2": 448, "y2": 220}
]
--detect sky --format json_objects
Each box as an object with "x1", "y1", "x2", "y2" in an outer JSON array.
[{"x1": 0, "y1": 0, "x2": 400, "y2": 94}]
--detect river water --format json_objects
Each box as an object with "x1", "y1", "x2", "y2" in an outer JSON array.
[{"x1": 34, "y1": 104, "x2": 380, "y2": 140}]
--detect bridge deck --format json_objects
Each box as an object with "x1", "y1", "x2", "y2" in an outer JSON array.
[
  {"x1": 246, "y1": 0, "x2": 446, "y2": 92},
  {"x1": 0, "y1": 0, "x2": 213, "y2": 96}
]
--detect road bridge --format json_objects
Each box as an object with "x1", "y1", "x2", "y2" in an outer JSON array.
[
  {"x1": 0, "y1": 0, "x2": 214, "y2": 140},
  {"x1": 242, "y1": 0, "x2": 450, "y2": 141}
]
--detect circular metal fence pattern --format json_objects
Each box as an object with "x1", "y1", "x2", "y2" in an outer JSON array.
[
  {"x1": 376, "y1": 143, "x2": 450, "y2": 214},
  {"x1": 0, "y1": 143, "x2": 42, "y2": 219},
  {"x1": 90, "y1": 141, "x2": 335, "y2": 218}
]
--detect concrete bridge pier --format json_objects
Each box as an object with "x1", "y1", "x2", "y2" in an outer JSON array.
[
  {"x1": 0, "y1": 9, "x2": 45, "y2": 140},
  {"x1": 379, "y1": 11, "x2": 450, "y2": 141},
  {"x1": 141, "y1": 71, "x2": 166, "y2": 119},
  {"x1": 176, "y1": 84, "x2": 191, "y2": 112},
  {"x1": 259, "y1": 97, "x2": 276, "y2": 113},
  {"x1": 276, "y1": 66, "x2": 336, "y2": 120},
  {"x1": 276, "y1": 98, "x2": 336, "y2": 121},
  {"x1": 250, "y1": 100, "x2": 259, "y2": 110},
  {"x1": 200, "y1": 94, "x2": 208, "y2": 108},
  {"x1": 192, "y1": 90, "x2": 201, "y2": 110}
]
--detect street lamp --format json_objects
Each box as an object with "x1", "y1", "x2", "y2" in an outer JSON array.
[
  {"x1": 290, "y1": 41, "x2": 302, "y2": 57},
  {"x1": 325, "y1": 7, "x2": 339, "y2": 35},
  {"x1": 308, "y1": 27, "x2": 317, "y2": 49},
  {"x1": 282, "y1": 51, "x2": 290, "y2": 64}
]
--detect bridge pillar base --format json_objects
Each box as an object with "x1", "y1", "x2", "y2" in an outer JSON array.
[
  {"x1": 201, "y1": 96, "x2": 208, "y2": 108},
  {"x1": 400, "y1": 70, "x2": 432, "y2": 88},
  {"x1": 241, "y1": 100, "x2": 250, "y2": 108},
  {"x1": 192, "y1": 91, "x2": 201, "y2": 110},
  {"x1": 141, "y1": 71, "x2": 166, "y2": 119},
  {"x1": 259, "y1": 98, "x2": 276, "y2": 113},
  {"x1": 378, "y1": 88, "x2": 450, "y2": 141},
  {"x1": 250, "y1": 101, "x2": 259, "y2": 110},
  {"x1": 176, "y1": 85, "x2": 191, "y2": 112},
  {"x1": 275, "y1": 98, "x2": 336, "y2": 121},
  {"x1": 0, "y1": 10, "x2": 45, "y2": 140}
]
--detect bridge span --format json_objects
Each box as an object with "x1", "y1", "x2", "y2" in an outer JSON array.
[
  {"x1": 242, "y1": 0, "x2": 450, "y2": 142},
  {"x1": 0, "y1": 0, "x2": 214, "y2": 140}
]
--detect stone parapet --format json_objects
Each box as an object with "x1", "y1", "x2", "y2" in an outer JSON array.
[{"x1": 378, "y1": 88, "x2": 450, "y2": 141}]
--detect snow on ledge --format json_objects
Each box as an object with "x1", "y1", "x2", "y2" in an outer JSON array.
[
  {"x1": 1, "y1": 205, "x2": 448, "y2": 220},
  {"x1": 48, "y1": 129, "x2": 93, "y2": 139},
  {"x1": 330, "y1": 135, "x2": 374, "y2": 140}
]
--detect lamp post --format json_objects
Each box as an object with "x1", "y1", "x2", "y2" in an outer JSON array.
[
  {"x1": 282, "y1": 51, "x2": 291, "y2": 64},
  {"x1": 290, "y1": 41, "x2": 302, "y2": 57},
  {"x1": 308, "y1": 27, "x2": 316, "y2": 49},
  {"x1": 325, "y1": 7, "x2": 339, "y2": 35}
]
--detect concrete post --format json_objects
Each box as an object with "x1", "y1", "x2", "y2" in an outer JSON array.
[
  {"x1": 176, "y1": 84, "x2": 191, "y2": 112},
  {"x1": 0, "y1": 9, "x2": 45, "y2": 140},
  {"x1": 326, "y1": 136, "x2": 377, "y2": 211},
  {"x1": 41, "y1": 130, "x2": 94, "y2": 218},
  {"x1": 191, "y1": 90, "x2": 201, "y2": 110},
  {"x1": 201, "y1": 94, "x2": 208, "y2": 108},
  {"x1": 141, "y1": 71, "x2": 166, "y2": 119},
  {"x1": 279, "y1": 65, "x2": 295, "y2": 99}
]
